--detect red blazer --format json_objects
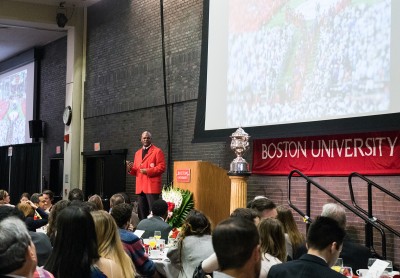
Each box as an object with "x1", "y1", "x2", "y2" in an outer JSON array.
[{"x1": 129, "y1": 145, "x2": 166, "y2": 194}]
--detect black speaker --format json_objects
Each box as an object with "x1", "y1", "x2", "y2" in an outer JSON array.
[{"x1": 29, "y1": 120, "x2": 44, "y2": 139}]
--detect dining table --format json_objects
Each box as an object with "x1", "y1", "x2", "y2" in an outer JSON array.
[{"x1": 149, "y1": 247, "x2": 180, "y2": 278}]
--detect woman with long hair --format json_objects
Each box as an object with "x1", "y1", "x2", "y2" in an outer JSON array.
[
  {"x1": 258, "y1": 218, "x2": 287, "y2": 277},
  {"x1": 91, "y1": 210, "x2": 135, "y2": 278},
  {"x1": 167, "y1": 209, "x2": 214, "y2": 278},
  {"x1": 276, "y1": 205, "x2": 306, "y2": 260},
  {"x1": 46, "y1": 200, "x2": 70, "y2": 245},
  {"x1": 44, "y1": 205, "x2": 122, "y2": 278}
]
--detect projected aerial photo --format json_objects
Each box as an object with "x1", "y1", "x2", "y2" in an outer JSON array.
[{"x1": 226, "y1": 0, "x2": 391, "y2": 128}]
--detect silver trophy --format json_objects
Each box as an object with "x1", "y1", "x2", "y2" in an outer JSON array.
[{"x1": 229, "y1": 127, "x2": 251, "y2": 174}]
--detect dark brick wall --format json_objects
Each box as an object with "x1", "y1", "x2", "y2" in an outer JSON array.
[
  {"x1": 82, "y1": 0, "x2": 399, "y2": 264},
  {"x1": 39, "y1": 37, "x2": 67, "y2": 187}
]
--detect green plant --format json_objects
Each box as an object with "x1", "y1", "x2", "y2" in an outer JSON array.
[{"x1": 162, "y1": 187, "x2": 194, "y2": 228}]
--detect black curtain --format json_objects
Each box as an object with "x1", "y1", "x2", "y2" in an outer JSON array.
[{"x1": 7, "y1": 143, "x2": 41, "y2": 204}]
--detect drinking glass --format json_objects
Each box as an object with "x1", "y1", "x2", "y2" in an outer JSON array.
[
  {"x1": 154, "y1": 231, "x2": 161, "y2": 240},
  {"x1": 148, "y1": 237, "x2": 157, "y2": 250},
  {"x1": 332, "y1": 258, "x2": 343, "y2": 272}
]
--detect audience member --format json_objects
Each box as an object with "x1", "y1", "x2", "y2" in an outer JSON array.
[
  {"x1": 42, "y1": 190, "x2": 54, "y2": 212},
  {"x1": 276, "y1": 205, "x2": 306, "y2": 260},
  {"x1": 118, "y1": 191, "x2": 140, "y2": 230},
  {"x1": 110, "y1": 203, "x2": 157, "y2": 277},
  {"x1": 0, "y1": 189, "x2": 12, "y2": 206},
  {"x1": 44, "y1": 206, "x2": 118, "y2": 278},
  {"x1": 268, "y1": 216, "x2": 346, "y2": 278},
  {"x1": 258, "y1": 218, "x2": 286, "y2": 277},
  {"x1": 167, "y1": 210, "x2": 214, "y2": 278},
  {"x1": 19, "y1": 192, "x2": 31, "y2": 204},
  {"x1": 88, "y1": 194, "x2": 104, "y2": 211},
  {"x1": 198, "y1": 207, "x2": 261, "y2": 277},
  {"x1": 91, "y1": 210, "x2": 135, "y2": 277},
  {"x1": 247, "y1": 197, "x2": 277, "y2": 219},
  {"x1": 46, "y1": 200, "x2": 70, "y2": 245},
  {"x1": 67, "y1": 188, "x2": 84, "y2": 202},
  {"x1": 230, "y1": 207, "x2": 260, "y2": 225},
  {"x1": 137, "y1": 199, "x2": 172, "y2": 240},
  {"x1": 17, "y1": 201, "x2": 48, "y2": 232},
  {"x1": 0, "y1": 206, "x2": 52, "y2": 267},
  {"x1": 321, "y1": 203, "x2": 372, "y2": 270},
  {"x1": 109, "y1": 193, "x2": 125, "y2": 212},
  {"x1": 212, "y1": 217, "x2": 261, "y2": 278},
  {"x1": 0, "y1": 217, "x2": 37, "y2": 277}
]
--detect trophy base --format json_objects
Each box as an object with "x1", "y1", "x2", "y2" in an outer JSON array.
[{"x1": 229, "y1": 159, "x2": 251, "y2": 175}]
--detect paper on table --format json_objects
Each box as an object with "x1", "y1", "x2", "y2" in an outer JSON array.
[
  {"x1": 368, "y1": 259, "x2": 390, "y2": 278},
  {"x1": 134, "y1": 229, "x2": 145, "y2": 238}
]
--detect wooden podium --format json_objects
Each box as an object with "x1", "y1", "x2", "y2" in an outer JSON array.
[{"x1": 173, "y1": 161, "x2": 231, "y2": 226}]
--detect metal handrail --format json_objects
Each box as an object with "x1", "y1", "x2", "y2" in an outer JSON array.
[
  {"x1": 348, "y1": 172, "x2": 400, "y2": 248},
  {"x1": 288, "y1": 169, "x2": 387, "y2": 258}
]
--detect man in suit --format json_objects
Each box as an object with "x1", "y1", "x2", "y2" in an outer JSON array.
[
  {"x1": 268, "y1": 216, "x2": 346, "y2": 278},
  {"x1": 127, "y1": 131, "x2": 166, "y2": 219},
  {"x1": 321, "y1": 203, "x2": 372, "y2": 270},
  {"x1": 212, "y1": 217, "x2": 261, "y2": 278},
  {"x1": 137, "y1": 199, "x2": 171, "y2": 241}
]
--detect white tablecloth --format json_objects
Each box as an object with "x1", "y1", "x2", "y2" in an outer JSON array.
[{"x1": 150, "y1": 248, "x2": 180, "y2": 278}]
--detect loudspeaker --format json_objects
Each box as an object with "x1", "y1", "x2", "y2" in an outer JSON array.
[{"x1": 29, "y1": 120, "x2": 44, "y2": 139}]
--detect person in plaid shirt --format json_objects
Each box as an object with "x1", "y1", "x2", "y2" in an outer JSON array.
[{"x1": 111, "y1": 203, "x2": 160, "y2": 277}]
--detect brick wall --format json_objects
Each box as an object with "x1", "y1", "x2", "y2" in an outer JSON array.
[
  {"x1": 39, "y1": 37, "x2": 67, "y2": 186},
  {"x1": 81, "y1": 0, "x2": 400, "y2": 266}
]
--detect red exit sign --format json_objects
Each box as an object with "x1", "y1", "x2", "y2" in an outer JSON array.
[{"x1": 176, "y1": 169, "x2": 191, "y2": 183}]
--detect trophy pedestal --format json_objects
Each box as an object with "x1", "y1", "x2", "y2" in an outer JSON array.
[{"x1": 228, "y1": 174, "x2": 250, "y2": 213}]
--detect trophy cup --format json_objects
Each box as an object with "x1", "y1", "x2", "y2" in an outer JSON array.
[{"x1": 228, "y1": 127, "x2": 251, "y2": 175}]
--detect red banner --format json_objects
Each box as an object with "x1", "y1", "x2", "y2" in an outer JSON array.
[{"x1": 252, "y1": 131, "x2": 400, "y2": 176}]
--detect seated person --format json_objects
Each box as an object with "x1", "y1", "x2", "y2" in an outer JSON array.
[
  {"x1": 276, "y1": 205, "x2": 306, "y2": 260},
  {"x1": 212, "y1": 217, "x2": 261, "y2": 278},
  {"x1": 321, "y1": 203, "x2": 372, "y2": 270},
  {"x1": 91, "y1": 210, "x2": 134, "y2": 278},
  {"x1": 268, "y1": 216, "x2": 346, "y2": 278},
  {"x1": 0, "y1": 206, "x2": 52, "y2": 268},
  {"x1": 258, "y1": 218, "x2": 287, "y2": 277},
  {"x1": 0, "y1": 217, "x2": 38, "y2": 277},
  {"x1": 137, "y1": 199, "x2": 172, "y2": 241},
  {"x1": 167, "y1": 210, "x2": 214, "y2": 278},
  {"x1": 111, "y1": 203, "x2": 158, "y2": 277},
  {"x1": 17, "y1": 200, "x2": 48, "y2": 232},
  {"x1": 247, "y1": 197, "x2": 278, "y2": 219}
]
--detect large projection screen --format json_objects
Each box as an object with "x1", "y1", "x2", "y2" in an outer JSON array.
[{"x1": 194, "y1": 0, "x2": 400, "y2": 141}]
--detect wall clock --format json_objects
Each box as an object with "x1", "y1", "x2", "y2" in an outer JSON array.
[{"x1": 63, "y1": 106, "x2": 72, "y2": 126}]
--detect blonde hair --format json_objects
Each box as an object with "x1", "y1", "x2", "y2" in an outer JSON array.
[
  {"x1": 91, "y1": 210, "x2": 135, "y2": 277},
  {"x1": 276, "y1": 206, "x2": 305, "y2": 250},
  {"x1": 17, "y1": 202, "x2": 35, "y2": 217},
  {"x1": 258, "y1": 218, "x2": 287, "y2": 262}
]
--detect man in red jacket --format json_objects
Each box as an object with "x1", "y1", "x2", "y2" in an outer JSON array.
[{"x1": 127, "y1": 131, "x2": 166, "y2": 220}]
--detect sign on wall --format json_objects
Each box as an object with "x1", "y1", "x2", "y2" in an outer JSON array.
[{"x1": 252, "y1": 131, "x2": 400, "y2": 176}]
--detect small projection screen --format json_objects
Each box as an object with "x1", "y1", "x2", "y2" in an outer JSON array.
[
  {"x1": 194, "y1": 0, "x2": 400, "y2": 141},
  {"x1": 0, "y1": 52, "x2": 37, "y2": 146}
]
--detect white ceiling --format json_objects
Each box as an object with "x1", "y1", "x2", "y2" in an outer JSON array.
[{"x1": 0, "y1": 0, "x2": 100, "y2": 63}]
